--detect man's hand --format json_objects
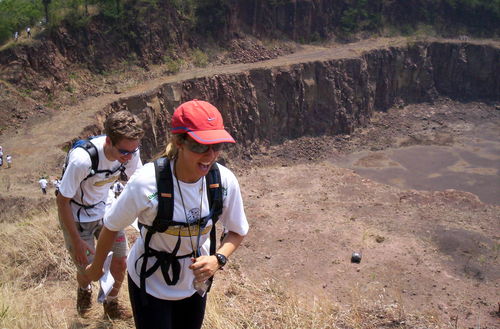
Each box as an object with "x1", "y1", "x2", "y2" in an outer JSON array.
[{"x1": 74, "y1": 238, "x2": 94, "y2": 268}]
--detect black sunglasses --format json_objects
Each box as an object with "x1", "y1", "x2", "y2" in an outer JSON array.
[
  {"x1": 115, "y1": 144, "x2": 140, "y2": 156},
  {"x1": 184, "y1": 139, "x2": 224, "y2": 154}
]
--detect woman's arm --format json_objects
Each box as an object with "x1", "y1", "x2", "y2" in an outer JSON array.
[
  {"x1": 84, "y1": 227, "x2": 119, "y2": 281},
  {"x1": 189, "y1": 231, "x2": 245, "y2": 282}
]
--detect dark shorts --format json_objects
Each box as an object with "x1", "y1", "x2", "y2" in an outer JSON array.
[{"x1": 128, "y1": 275, "x2": 206, "y2": 329}]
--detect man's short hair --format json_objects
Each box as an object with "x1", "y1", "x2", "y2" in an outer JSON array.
[{"x1": 104, "y1": 111, "x2": 145, "y2": 144}]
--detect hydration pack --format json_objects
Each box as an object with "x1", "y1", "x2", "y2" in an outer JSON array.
[{"x1": 137, "y1": 157, "x2": 223, "y2": 299}]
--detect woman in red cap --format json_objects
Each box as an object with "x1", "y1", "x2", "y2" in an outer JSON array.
[{"x1": 85, "y1": 100, "x2": 249, "y2": 329}]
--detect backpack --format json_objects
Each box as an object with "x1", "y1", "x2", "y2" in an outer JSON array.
[
  {"x1": 59, "y1": 136, "x2": 127, "y2": 230},
  {"x1": 137, "y1": 157, "x2": 223, "y2": 300},
  {"x1": 60, "y1": 136, "x2": 126, "y2": 182}
]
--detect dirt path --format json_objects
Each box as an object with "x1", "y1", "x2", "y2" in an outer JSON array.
[{"x1": 0, "y1": 37, "x2": 409, "y2": 197}]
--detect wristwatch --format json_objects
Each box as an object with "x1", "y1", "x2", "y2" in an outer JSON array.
[{"x1": 215, "y1": 253, "x2": 227, "y2": 268}]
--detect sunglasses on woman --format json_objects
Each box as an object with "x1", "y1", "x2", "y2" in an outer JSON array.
[{"x1": 184, "y1": 139, "x2": 224, "y2": 154}]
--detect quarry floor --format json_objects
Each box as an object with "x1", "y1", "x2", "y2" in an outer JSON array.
[{"x1": 229, "y1": 98, "x2": 500, "y2": 328}]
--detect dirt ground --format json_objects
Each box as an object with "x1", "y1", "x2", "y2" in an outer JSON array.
[
  {"x1": 226, "y1": 99, "x2": 500, "y2": 329},
  {"x1": 0, "y1": 38, "x2": 499, "y2": 328}
]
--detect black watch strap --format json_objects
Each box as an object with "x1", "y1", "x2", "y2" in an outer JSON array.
[{"x1": 215, "y1": 253, "x2": 227, "y2": 268}]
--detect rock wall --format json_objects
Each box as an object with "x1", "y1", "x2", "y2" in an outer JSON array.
[{"x1": 105, "y1": 42, "x2": 499, "y2": 160}]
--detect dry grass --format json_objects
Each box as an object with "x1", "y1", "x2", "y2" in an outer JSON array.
[{"x1": 0, "y1": 204, "x2": 449, "y2": 329}]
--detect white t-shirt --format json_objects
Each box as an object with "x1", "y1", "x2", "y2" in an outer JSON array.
[
  {"x1": 104, "y1": 161, "x2": 249, "y2": 300},
  {"x1": 58, "y1": 136, "x2": 142, "y2": 223},
  {"x1": 52, "y1": 179, "x2": 61, "y2": 189},
  {"x1": 38, "y1": 178, "x2": 48, "y2": 189},
  {"x1": 6, "y1": 155, "x2": 11, "y2": 163}
]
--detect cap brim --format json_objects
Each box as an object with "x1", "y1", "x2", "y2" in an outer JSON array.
[{"x1": 187, "y1": 130, "x2": 236, "y2": 144}]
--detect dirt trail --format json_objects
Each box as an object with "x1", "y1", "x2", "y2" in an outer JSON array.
[{"x1": 0, "y1": 37, "x2": 410, "y2": 197}]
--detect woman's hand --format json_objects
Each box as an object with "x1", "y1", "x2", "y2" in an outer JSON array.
[
  {"x1": 189, "y1": 255, "x2": 219, "y2": 282},
  {"x1": 84, "y1": 263, "x2": 104, "y2": 282}
]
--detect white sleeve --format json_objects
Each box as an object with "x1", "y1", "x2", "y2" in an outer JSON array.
[
  {"x1": 58, "y1": 149, "x2": 92, "y2": 199},
  {"x1": 218, "y1": 168, "x2": 249, "y2": 236},
  {"x1": 104, "y1": 166, "x2": 150, "y2": 231}
]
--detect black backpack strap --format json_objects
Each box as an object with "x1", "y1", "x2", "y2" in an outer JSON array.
[
  {"x1": 206, "y1": 163, "x2": 223, "y2": 256},
  {"x1": 78, "y1": 140, "x2": 99, "y2": 177},
  {"x1": 138, "y1": 157, "x2": 177, "y2": 304},
  {"x1": 153, "y1": 157, "x2": 175, "y2": 231},
  {"x1": 205, "y1": 163, "x2": 223, "y2": 292}
]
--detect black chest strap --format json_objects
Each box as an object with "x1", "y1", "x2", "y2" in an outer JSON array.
[{"x1": 138, "y1": 158, "x2": 223, "y2": 303}]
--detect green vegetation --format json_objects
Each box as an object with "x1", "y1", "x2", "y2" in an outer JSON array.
[
  {"x1": 0, "y1": 0, "x2": 43, "y2": 44},
  {"x1": 191, "y1": 48, "x2": 209, "y2": 67},
  {"x1": 1, "y1": 0, "x2": 499, "y2": 47},
  {"x1": 163, "y1": 56, "x2": 185, "y2": 74}
]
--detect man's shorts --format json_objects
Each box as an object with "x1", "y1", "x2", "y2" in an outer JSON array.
[{"x1": 62, "y1": 219, "x2": 128, "y2": 272}]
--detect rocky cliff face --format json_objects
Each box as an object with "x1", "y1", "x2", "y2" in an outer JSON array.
[
  {"x1": 103, "y1": 42, "x2": 499, "y2": 160},
  {"x1": 1, "y1": 1, "x2": 498, "y2": 98}
]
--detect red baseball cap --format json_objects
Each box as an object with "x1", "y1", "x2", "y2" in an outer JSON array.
[{"x1": 171, "y1": 100, "x2": 236, "y2": 144}]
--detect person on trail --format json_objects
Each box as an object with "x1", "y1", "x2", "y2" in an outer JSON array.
[
  {"x1": 112, "y1": 180, "x2": 124, "y2": 198},
  {"x1": 14, "y1": 31, "x2": 19, "y2": 41},
  {"x1": 26, "y1": 26, "x2": 31, "y2": 38},
  {"x1": 53, "y1": 178, "x2": 61, "y2": 194},
  {"x1": 6, "y1": 155, "x2": 12, "y2": 168},
  {"x1": 57, "y1": 111, "x2": 144, "y2": 319},
  {"x1": 0, "y1": 156, "x2": 3, "y2": 168},
  {"x1": 39, "y1": 177, "x2": 48, "y2": 195},
  {"x1": 85, "y1": 100, "x2": 249, "y2": 329}
]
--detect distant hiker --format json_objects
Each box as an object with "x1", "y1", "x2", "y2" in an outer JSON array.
[
  {"x1": 56, "y1": 111, "x2": 144, "y2": 319},
  {"x1": 14, "y1": 31, "x2": 19, "y2": 41},
  {"x1": 52, "y1": 178, "x2": 61, "y2": 192},
  {"x1": 0, "y1": 157, "x2": 3, "y2": 168},
  {"x1": 26, "y1": 26, "x2": 31, "y2": 38},
  {"x1": 112, "y1": 180, "x2": 124, "y2": 198},
  {"x1": 6, "y1": 155, "x2": 12, "y2": 168},
  {"x1": 39, "y1": 177, "x2": 48, "y2": 195},
  {"x1": 0, "y1": 146, "x2": 3, "y2": 161},
  {"x1": 85, "y1": 100, "x2": 249, "y2": 329}
]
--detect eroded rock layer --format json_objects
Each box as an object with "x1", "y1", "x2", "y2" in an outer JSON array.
[{"x1": 103, "y1": 42, "x2": 498, "y2": 160}]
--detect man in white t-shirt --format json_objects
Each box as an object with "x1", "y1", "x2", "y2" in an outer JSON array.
[
  {"x1": 38, "y1": 177, "x2": 48, "y2": 195},
  {"x1": 56, "y1": 111, "x2": 144, "y2": 319},
  {"x1": 52, "y1": 178, "x2": 61, "y2": 194}
]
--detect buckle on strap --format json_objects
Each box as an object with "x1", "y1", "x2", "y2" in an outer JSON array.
[{"x1": 144, "y1": 249, "x2": 193, "y2": 286}]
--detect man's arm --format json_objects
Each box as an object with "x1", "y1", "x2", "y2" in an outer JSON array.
[{"x1": 56, "y1": 193, "x2": 93, "y2": 268}]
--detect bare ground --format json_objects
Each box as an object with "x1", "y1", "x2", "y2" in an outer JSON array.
[
  {"x1": 230, "y1": 99, "x2": 500, "y2": 329},
  {"x1": 0, "y1": 37, "x2": 499, "y2": 328}
]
